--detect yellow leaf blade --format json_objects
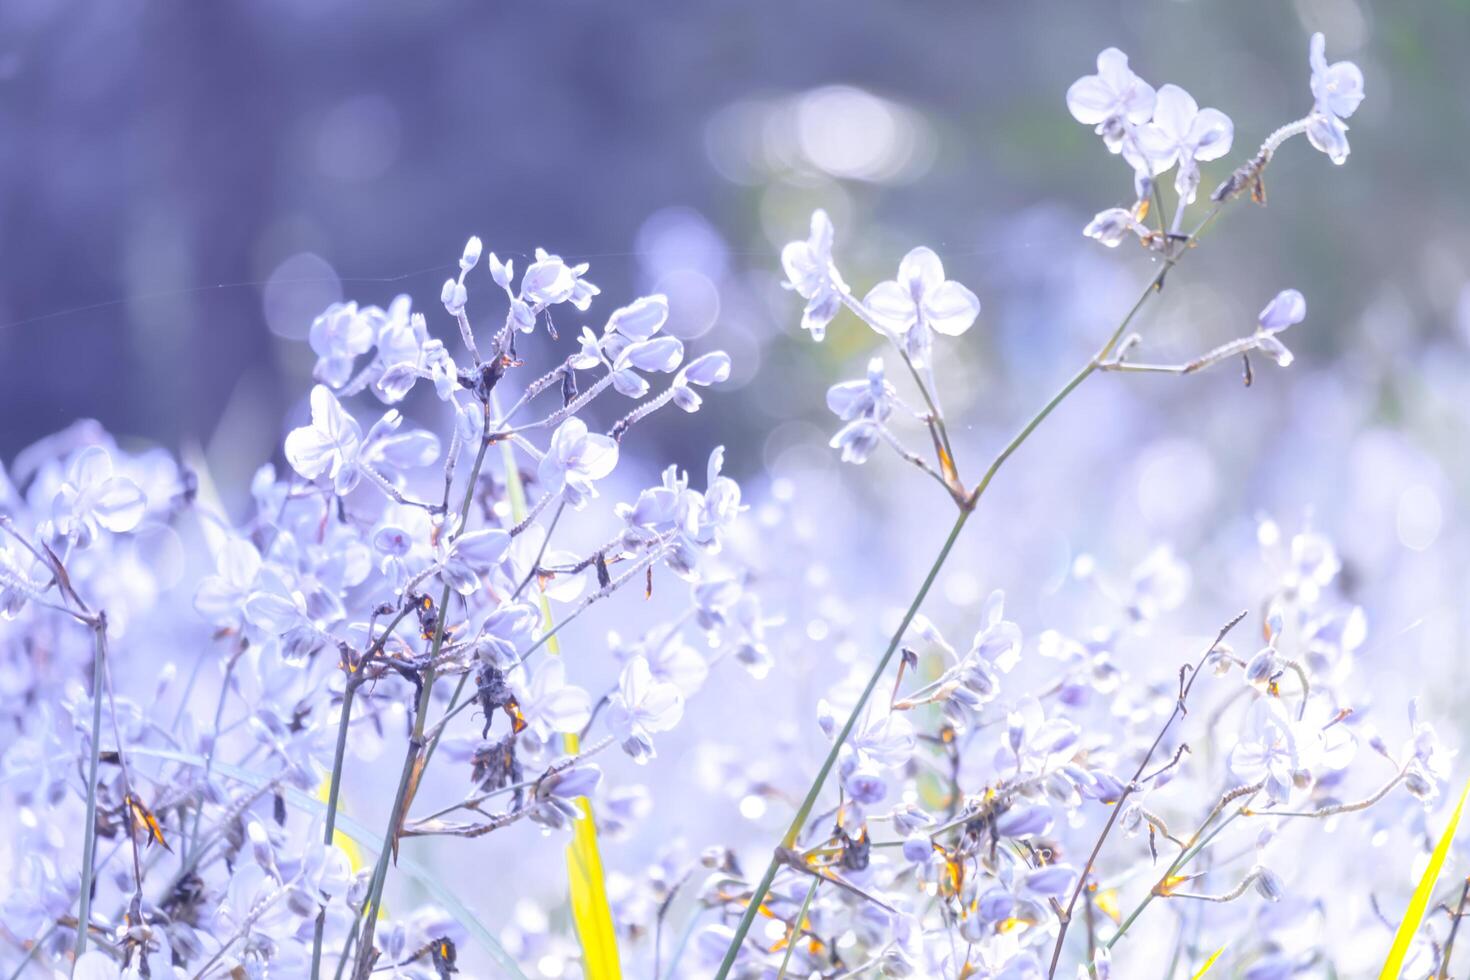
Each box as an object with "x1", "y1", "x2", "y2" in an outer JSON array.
[
  {"x1": 1192, "y1": 945, "x2": 1225, "y2": 979},
  {"x1": 566, "y1": 798, "x2": 621, "y2": 979},
  {"x1": 1379, "y1": 773, "x2": 1470, "y2": 979}
]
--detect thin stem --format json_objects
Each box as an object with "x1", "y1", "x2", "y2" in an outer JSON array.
[
  {"x1": 75, "y1": 616, "x2": 107, "y2": 959},
  {"x1": 1104, "y1": 791, "x2": 1258, "y2": 951},
  {"x1": 310, "y1": 680, "x2": 358, "y2": 980},
  {"x1": 1441, "y1": 877, "x2": 1470, "y2": 979},
  {"x1": 1046, "y1": 612, "x2": 1246, "y2": 977},
  {"x1": 775, "y1": 876, "x2": 821, "y2": 980},
  {"x1": 349, "y1": 404, "x2": 493, "y2": 977},
  {"x1": 713, "y1": 509, "x2": 970, "y2": 978}
]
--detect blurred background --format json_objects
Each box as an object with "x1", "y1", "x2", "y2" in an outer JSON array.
[{"x1": 4, "y1": 0, "x2": 1469, "y2": 972}]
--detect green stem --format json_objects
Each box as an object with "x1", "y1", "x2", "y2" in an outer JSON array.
[
  {"x1": 1104, "y1": 799, "x2": 1252, "y2": 951},
  {"x1": 311, "y1": 603, "x2": 416, "y2": 979},
  {"x1": 775, "y1": 876, "x2": 821, "y2": 980},
  {"x1": 310, "y1": 681, "x2": 358, "y2": 980},
  {"x1": 714, "y1": 508, "x2": 970, "y2": 977},
  {"x1": 75, "y1": 617, "x2": 106, "y2": 960}
]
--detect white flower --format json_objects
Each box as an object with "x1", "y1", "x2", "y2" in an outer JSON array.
[
  {"x1": 1229, "y1": 698, "x2": 1300, "y2": 803},
  {"x1": 863, "y1": 247, "x2": 981, "y2": 349},
  {"x1": 438, "y1": 528, "x2": 511, "y2": 595},
  {"x1": 519, "y1": 248, "x2": 599, "y2": 312},
  {"x1": 194, "y1": 538, "x2": 263, "y2": 625},
  {"x1": 284, "y1": 385, "x2": 363, "y2": 494},
  {"x1": 52, "y1": 445, "x2": 147, "y2": 543},
  {"x1": 285, "y1": 389, "x2": 438, "y2": 498},
  {"x1": 1253, "y1": 288, "x2": 1307, "y2": 367},
  {"x1": 308, "y1": 301, "x2": 378, "y2": 388},
  {"x1": 1066, "y1": 48, "x2": 1156, "y2": 153},
  {"x1": 605, "y1": 655, "x2": 684, "y2": 763},
  {"x1": 539, "y1": 417, "x2": 619, "y2": 508},
  {"x1": 781, "y1": 209, "x2": 845, "y2": 341},
  {"x1": 826, "y1": 356, "x2": 893, "y2": 423},
  {"x1": 1136, "y1": 84, "x2": 1233, "y2": 203},
  {"x1": 1083, "y1": 206, "x2": 1145, "y2": 248},
  {"x1": 1306, "y1": 33, "x2": 1365, "y2": 165},
  {"x1": 511, "y1": 658, "x2": 592, "y2": 743}
]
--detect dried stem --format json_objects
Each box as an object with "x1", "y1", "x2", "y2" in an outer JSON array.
[{"x1": 1046, "y1": 611, "x2": 1246, "y2": 977}]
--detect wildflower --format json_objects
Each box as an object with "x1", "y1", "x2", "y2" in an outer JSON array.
[
  {"x1": 863, "y1": 247, "x2": 981, "y2": 353},
  {"x1": 781, "y1": 209, "x2": 844, "y2": 341},
  {"x1": 827, "y1": 356, "x2": 894, "y2": 423},
  {"x1": 1252, "y1": 288, "x2": 1306, "y2": 367},
  {"x1": 670, "y1": 350, "x2": 732, "y2": 413},
  {"x1": 1306, "y1": 33, "x2": 1365, "y2": 165},
  {"x1": 520, "y1": 248, "x2": 599, "y2": 312},
  {"x1": 51, "y1": 446, "x2": 147, "y2": 544},
  {"x1": 1066, "y1": 48, "x2": 1156, "y2": 153},
  {"x1": 604, "y1": 655, "x2": 684, "y2": 763},
  {"x1": 531, "y1": 765, "x2": 603, "y2": 830},
  {"x1": 539, "y1": 417, "x2": 619, "y2": 508},
  {"x1": 1229, "y1": 698, "x2": 1301, "y2": 803},
  {"x1": 284, "y1": 385, "x2": 363, "y2": 494},
  {"x1": 194, "y1": 537, "x2": 264, "y2": 625},
  {"x1": 1082, "y1": 206, "x2": 1145, "y2": 248},
  {"x1": 437, "y1": 528, "x2": 512, "y2": 595},
  {"x1": 1137, "y1": 84, "x2": 1234, "y2": 203},
  {"x1": 308, "y1": 302, "x2": 379, "y2": 387},
  {"x1": 509, "y1": 658, "x2": 592, "y2": 745}
]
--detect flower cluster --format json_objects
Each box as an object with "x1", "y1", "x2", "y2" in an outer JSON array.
[
  {"x1": 2, "y1": 25, "x2": 1455, "y2": 980},
  {"x1": 0, "y1": 236, "x2": 766, "y2": 978}
]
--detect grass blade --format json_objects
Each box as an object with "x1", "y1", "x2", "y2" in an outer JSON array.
[
  {"x1": 1380, "y1": 773, "x2": 1470, "y2": 979},
  {"x1": 1191, "y1": 945, "x2": 1225, "y2": 979}
]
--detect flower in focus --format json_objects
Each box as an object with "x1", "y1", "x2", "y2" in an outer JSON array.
[
  {"x1": 863, "y1": 247, "x2": 981, "y2": 354},
  {"x1": 1253, "y1": 288, "x2": 1306, "y2": 367},
  {"x1": 539, "y1": 417, "x2": 620, "y2": 508},
  {"x1": 605, "y1": 655, "x2": 684, "y2": 763},
  {"x1": 1066, "y1": 48, "x2": 1156, "y2": 153},
  {"x1": 284, "y1": 386, "x2": 363, "y2": 494},
  {"x1": 1306, "y1": 33, "x2": 1365, "y2": 165},
  {"x1": 1137, "y1": 84, "x2": 1234, "y2": 203},
  {"x1": 781, "y1": 209, "x2": 845, "y2": 341},
  {"x1": 826, "y1": 356, "x2": 897, "y2": 464}
]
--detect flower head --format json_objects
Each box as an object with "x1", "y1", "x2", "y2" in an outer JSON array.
[
  {"x1": 781, "y1": 209, "x2": 845, "y2": 341},
  {"x1": 1306, "y1": 33, "x2": 1365, "y2": 165},
  {"x1": 1137, "y1": 84, "x2": 1234, "y2": 203},
  {"x1": 1067, "y1": 48, "x2": 1156, "y2": 153}
]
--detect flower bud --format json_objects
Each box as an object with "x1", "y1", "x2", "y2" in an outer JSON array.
[
  {"x1": 459, "y1": 236, "x2": 483, "y2": 272},
  {"x1": 1253, "y1": 865, "x2": 1285, "y2": 902}
]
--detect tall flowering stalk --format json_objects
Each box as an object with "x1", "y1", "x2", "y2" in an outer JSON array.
[{"x1": 712, "y1": 32, "x2": 1375, "y2": 979}]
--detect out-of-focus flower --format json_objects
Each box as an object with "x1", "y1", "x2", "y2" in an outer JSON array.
[{"x1": 51, "y1": 446, "x2": 147, "y2": 543}]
